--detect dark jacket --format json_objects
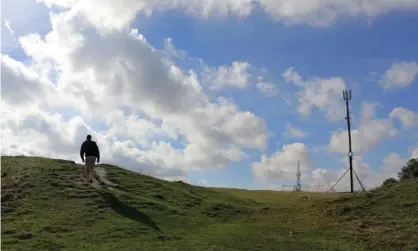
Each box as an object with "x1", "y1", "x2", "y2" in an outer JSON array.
[{"x1": 80, "y1": 140, "x2": 100, "y2": 159}]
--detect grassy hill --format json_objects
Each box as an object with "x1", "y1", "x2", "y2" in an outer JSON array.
[{"x1": 1, "y1": 156, "x2": 417, "y2": 251}]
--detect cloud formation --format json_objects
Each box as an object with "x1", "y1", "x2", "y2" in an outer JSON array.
[
  {"x1": 37, "y1": 0, "x2": 418, "y2": 29},
  {"x1": 309, "y1": 149, "x2": 418, "y2": 191},
  {"x1": 2, "y1": 0, "x2": 417, "y2": 190},
  {"x1": 379, "y1": 61, "x2": 418, "y2": 89},
  {"x1": 285, "y1": 124, "x2": 307, "y2": 138},
  {"x1": 390, "y1": 107, "x2": 418, "y2": 128},
  {"x1": 252, "y1": 142, "x2": 311, "y2": 182},
  {"x1": 282, "y1": 67, "x2": 346, "y2": 121},
  {"x1": 1, "y1": 5, "x2": 268, "y2": 181},
  {"x1": 328, "y1": 115, "x2": 397, "y2": 154},
  {"x1": 202, "y1": 61, "x2": 252, "y2": 90},
  {"x1": 256, "y1": 80, "x2": 278, "y2": 97}
]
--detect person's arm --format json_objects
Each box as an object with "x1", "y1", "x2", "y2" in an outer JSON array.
[
  {"x1": 80, "y1": 142, "x2": 85, "y2": 162},
  {"x1": 95, "y1": 142, "x2": 100, "y2": 163}
]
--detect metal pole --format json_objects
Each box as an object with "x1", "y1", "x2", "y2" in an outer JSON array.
[
  {"x1": 353, "y1": 169, "x2": 365, "y2": 192},
  {"x1": 346, "y1": 100, "x2": 354, "y2": 193},
  {"x1": 343, "y1": 90, "x2": 354, "y2": 194},
  {"x1": 328, "y1": 167, "x2": 350, "y2": 192}
]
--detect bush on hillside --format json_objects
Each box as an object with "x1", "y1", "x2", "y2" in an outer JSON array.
[
  {"x1": 382, "y1": 177, "x2": 397, "y2": 187},
  {"x1": 397, "y1": 158, "x2": 418, "y2": 180}
]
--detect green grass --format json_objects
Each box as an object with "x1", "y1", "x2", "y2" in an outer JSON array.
[{"x1": 1, "y1": 156, "x2": 417, "y2": 251}]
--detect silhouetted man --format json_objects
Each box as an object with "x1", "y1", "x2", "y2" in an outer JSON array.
[{"x1": 80, "y1": 134, "x2": 100, "y2": 183}]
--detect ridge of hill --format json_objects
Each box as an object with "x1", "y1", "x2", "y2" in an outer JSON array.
[{"x1": 1, "y1": 156, "x2": 417, "y2": 251}]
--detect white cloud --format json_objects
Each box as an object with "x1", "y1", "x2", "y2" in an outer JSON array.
[
  {"x1": 3, "y1": 18, "x2": 14, "y2": 35},
  {"x1": 258, "y1": 0, "x2": 418, "y2": 27},
  {"x1": 282, "y1": 67, "x2": 303, "y2": 86},
  {"x1": 257, "y1": 144, "x2": 416, "y2": 191},
  {"x1": 252, "y1": 143, "x2": 311, "y2": 182},
  {"x1": 256, "y1": 81, "x2": 278, "y2": 97},
  {"x1": 3, "y1": 0, "x2": 417, "y2": 188},
  {"x1": 308, "y1": 150, "x2": 417, "y2": 191},
  {"x1": 163, "y1": 38, "x2": 186, "y2": 60},
  {"x1": 104, "y1": 111, "x2": 176, "y2": 149},
  {"x1": 1, "y1": 0, "x2": 51, "y2": 53},
  {"x1": 361, "y1": 101, "x2": 379, "y2": 121},
  {"x1": 390, "y1": 107, "x2": 418, "y2": 128},
  {"x1": 411, "y1": 147, "x2": 418, "y2": 158},
  {"x1": 356, "y1": 150, "x2": 417, "y2": 188},
  {"x1": 38, "y1": 0, "x2": 255, "y2": 33},
  {"x1": 202, "y1": 61, "x2": 252, "y2": 90},
  {"x1": 1, "y1": 54, "x2": 56, "y2": 106},
  {"x1": 411, "y1": 148, "x2": 418, "y2": 158},
  {"x1": 256, "y1": 75, "x2": 293, "y2": 104},
  {"x1": 328, "y1": 118, "x2": 397, "y2": 154},
  {"x1": 282, "y1": 67, "x2": 346, "y2": 121},
  {"x1": 36, "y1": 0, "x2": 418, "y2": 30},
  {"x1": 381, "y1": 153, "x2": 405, "y2": 179},
  {"x1": 1, "y1": 105, "x2": 187, "y2": 179},
  {"x1": 336, "y1": 156, "x2": 372, "y2": 189},
  {"x1": 285, "y1": 124, "x2": 307, "y2": 138},
  {"x1": 308, "y1": 155, "x2": 372, "y2": 191},
  {"x1": 379, "y1": 61, "x2": 418, "y2": 89},
  {"x1": 1, "y1": 6, "x2": 268, "y2": 181},
  {"x1": 324, "y1": 103, "x2": 416, "y2": 190},
  {"x1": 350, "y1": 156, "x2": 374, "y2": 186},
  {"x1": 309, "y1": 168, "x2": 335, "y2": 189},
  {"x1": 197, "y1": 179, "x2": 209, "y2": 187},
  {"x1": 328, "y1": 100, "x2": 397, "y2": 154}
]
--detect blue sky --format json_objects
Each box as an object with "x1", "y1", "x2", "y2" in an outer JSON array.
[
  {"x1": 130, "y1": 9, "x2": 418, "y2": 188},
  {"x1": 2, "y1": 0, "x2": 418, "y2": 191}
]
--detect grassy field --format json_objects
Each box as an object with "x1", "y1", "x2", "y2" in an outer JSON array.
[{"x1": 1, "y1": 156, "x2": 417, "y2": 251}]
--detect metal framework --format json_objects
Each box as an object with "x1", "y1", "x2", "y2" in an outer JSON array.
[
  {"x1": 329, "y1": 89, "x2": 365, "y2": 193},
  {"x1": 295, "y1": 160, "x2": 302, "y2": 192}
]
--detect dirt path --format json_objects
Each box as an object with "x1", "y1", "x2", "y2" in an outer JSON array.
[
  {"x1": 91, "y1": 166, "x2": 118, "y2": 189},
  {"x1": 90, "y1": 177, "x2": 102, "y2": 189}
]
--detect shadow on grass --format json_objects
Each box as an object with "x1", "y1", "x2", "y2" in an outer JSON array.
[{"x1": 98, "y1": 191, "x2": 160, "y2": 231}]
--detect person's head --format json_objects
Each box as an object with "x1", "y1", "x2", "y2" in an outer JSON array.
[{"x1": 86, "y1": 134, "x2": 92, "y2": 141}]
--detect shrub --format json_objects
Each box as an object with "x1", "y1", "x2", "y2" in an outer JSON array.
[
  {"x1": 397, "y1": 158, "x2": 418, "y2": 180},
  {"x1": 382, "y1": 178, "x2": 397, "y2": 187}
]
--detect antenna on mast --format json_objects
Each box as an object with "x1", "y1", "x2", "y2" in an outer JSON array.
[
  {"x1": 328, "y1": 89, "x2": 365, "y2": 193},
  {"x1": 295, "y1": 160, "x2": 301, "y2": 192}
]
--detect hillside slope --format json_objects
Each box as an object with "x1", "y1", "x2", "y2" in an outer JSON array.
[{"x1": 1, "y1": 156, "x2": 417, "y2": 251}]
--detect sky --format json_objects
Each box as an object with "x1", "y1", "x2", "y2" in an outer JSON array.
[{"x1": 1, "y1": 0, "x2": 418, "y2": 192}]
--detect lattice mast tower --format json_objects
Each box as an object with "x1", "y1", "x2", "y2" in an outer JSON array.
[{"x1": 295, "y1": 160, "x2": 301, "y2": 192}]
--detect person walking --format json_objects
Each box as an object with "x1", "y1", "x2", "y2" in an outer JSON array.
[{"x1": 80, "y1": 134, "x2": 100, "y2": 183}]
